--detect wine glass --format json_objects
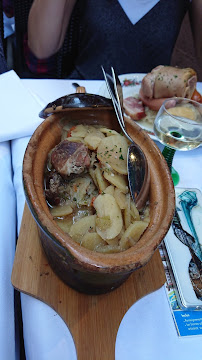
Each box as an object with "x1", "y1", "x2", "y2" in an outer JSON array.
[{"x1": 154, "y1": 97, "x2": 202, "y2": 185}]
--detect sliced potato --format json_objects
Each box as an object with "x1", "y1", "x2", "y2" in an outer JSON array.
[
  {"x1": 89, "y1": 168, "x2": 98, "y2": 187},
  {"x1": 104, "y1": 185, "x2": 115, "y2": 196},
  {"x1": 84, "y1": 127, "x2": 105, "y2": 150},
  {"x1": 69, "y1": 215, "x2": 96, "y2": 242},
  {"x1": 96, "y1": 216, "x2": 111, "y2": 231},
  {"x1": 99, "y1": 127, "x2": 119, "y2": 136},
  {"x1": 66, "y1": 136, "x2": 84, "y2": 143},
  {"x1": 143, "y1": 205, "x2": 150, "y2": 219},
  {"x1": 90, "y1": 151, "x2": 97, "y2": 167},
  {"x1": 84, "y1": 134, "x2": 102, "y2": 150},
  {"x1": 120, "y1": 221, "x2": 148, "y2": 250},
  {"x1": 123, "y1": 193, "x2": 131, "y2": 229},
  {"x1": 103, "y1": 171, "x2": 128, "y2": 193},
  {"x1": 93, "y1": 194, "x2": 123, "y2": 240},
  {"x1": 55, "y1": 218, "x2": 72, "y2": 234},
  {"x1": 81, "y1": 232, "x2": 105, "y2": 250},
  {"x1": 96, "y1": 244, "x2": 121, "y2": 253},
  {"x1": 141, "y1": 205, "x2": 150, "y2": 224},
  {"x1": 50, "y1": 205, "x2": 73, "y2": 217},
  {"x1": 70, "y1": 124, "x2": 88, "y2": 138},
  {"x1": 143, "y1": 217, "x2": 150, "y2": 224},
  {"x1": 130, "y1": 201, "x2": 140, "y2": 221},
  {"x1": 104, "y1": 237, "x2": 119, "y2": 246},
  {"x1": 94, "y1": 166, "x2": 109, "y2": 192},
  {"x1": 114, "y1": 188, "x2": 127, "y2": 209},
  {"x1": 87, "y1": 125, "x2": 101, "y2": 133},
  {"x1": 105, "y1": 227, "x2": 125, "y2": 245},
  {"x1": 97, "y1": 134, "x2": 128, "y2": 174}
]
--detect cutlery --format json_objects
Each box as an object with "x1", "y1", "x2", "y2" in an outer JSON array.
[
  {"x1": 72, "y1": 82, "x2": 86, "y2": 93},
  {"x1": 72, "y1": 82, "x2": 80, "y2": 88},
  {"x1": 101, "y1": 66, "x2": 150, "y2": 210}
]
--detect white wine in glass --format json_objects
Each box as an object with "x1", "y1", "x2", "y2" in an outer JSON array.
[{"x1": 154, "y1": 97, "x2": 202, "y2": 184}]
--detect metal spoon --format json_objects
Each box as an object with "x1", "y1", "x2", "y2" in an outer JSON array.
[{"x1": 101, "y1": 66, "x2": 150, "y2": 210}]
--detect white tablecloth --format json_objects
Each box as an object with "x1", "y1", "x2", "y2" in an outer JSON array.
[
  {"x1": 0, "y1": 141, "x2": 17, "y2": 360},
  {"x1": 1, "y1": 75, "x2": 202, "y2": 359}
]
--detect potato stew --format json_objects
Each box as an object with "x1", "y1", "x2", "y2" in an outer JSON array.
[{"x1": 44, "y1": 123, "x2": 150, "y2": 253}]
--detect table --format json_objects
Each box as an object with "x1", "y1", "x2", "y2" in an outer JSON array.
[
  {"x1": 1, "y1": 77, "x2": 202, "y2": 359},
  {"x1": 0, "y1": 141, "x2": 16, "y2": 360}
]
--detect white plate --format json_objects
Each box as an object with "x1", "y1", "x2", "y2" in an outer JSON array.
[{"x1": 98, "y1": 73, "x2": 156, "y2": 140}]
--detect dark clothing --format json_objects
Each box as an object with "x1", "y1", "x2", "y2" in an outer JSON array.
[
  {"x1": 70, "y1": 0, "x2": 190, "y2": 79},
  {"x1": 5, "y1": 0, "x2": 191, "y2": 79},
  {"x1": 0, "y1": 38, "x2": 7, "y2": 74},
  {"x1": 3, "y1": 0, "x2": 14, "y2": 17}
]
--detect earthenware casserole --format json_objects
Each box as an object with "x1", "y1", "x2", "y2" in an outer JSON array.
[{"x1": 23, "y1": 94, "x2": 175, "y2": 294}]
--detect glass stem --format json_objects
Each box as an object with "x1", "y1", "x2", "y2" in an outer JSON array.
[{"x1": 162, "y1": 146, "x2": 176, "y2": 172}]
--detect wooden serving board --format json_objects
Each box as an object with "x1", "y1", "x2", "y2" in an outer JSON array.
[{"x1": 12, "y1": 204, "x2": 165, "y2": 360}]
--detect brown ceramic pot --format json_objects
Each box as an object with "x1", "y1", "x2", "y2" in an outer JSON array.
[{"x1": 23, "y1": 100, "x2": 175, "y2": 295}]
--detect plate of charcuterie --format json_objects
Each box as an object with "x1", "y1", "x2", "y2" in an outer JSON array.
[
  {"x1": 99, "y1": 73, "x2": 157, "y2": 140},
  {"x1": 99, "y1": 67, "x2": 202, "y2": 142}
]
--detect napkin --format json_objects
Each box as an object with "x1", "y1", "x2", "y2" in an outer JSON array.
[{"x1": 0, "y1": 70, "x2": 43, "y2": 142}]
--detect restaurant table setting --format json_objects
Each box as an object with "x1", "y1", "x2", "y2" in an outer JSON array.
[{"x1": 0, "y1": 70, "x2": 202, "y2": 360}]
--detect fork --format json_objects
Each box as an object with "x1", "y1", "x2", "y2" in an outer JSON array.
[{"x1": 101, "y1": 66, "x2": 150, "y2": 209}]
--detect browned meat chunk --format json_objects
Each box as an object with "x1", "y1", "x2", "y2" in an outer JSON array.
[
  {"x1": 140, "y1": 66, "x2": 197, "y2": 100},
  {"x1": 51, "y1": 140, "x2": 90, "y2": 177},
  {"x1": 45, "y1": 171, "x2": 66, "y2": 206},
  {"x1": 123, "y1": 97, "x2": 146, "y2": 120}
]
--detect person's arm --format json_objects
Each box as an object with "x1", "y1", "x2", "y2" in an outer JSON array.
[
  {"x1": 189, "y1": 0, "x2": 202, "y2": 63},
  {"x1": 28, "y1": 0, "x2": 77, "y2": 59}
]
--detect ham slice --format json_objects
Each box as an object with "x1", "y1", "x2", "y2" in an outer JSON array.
[
  {"x1": 139, "y1": 89, "x2": 167, "y2": 111},
  {"x1": 51, "y1": 140, "x2": 90, "y2": 177},
  {"x1": 123, "y1": 97, "x2": 146, "y2": 120},
  {"x1": 140, "y1": 65, "x2": 197, "y2": 110}
]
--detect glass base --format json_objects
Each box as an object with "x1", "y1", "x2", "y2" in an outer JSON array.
[
  {"x1": 162, "y1": 146, "x2": 180, "y2": 186},
  {"x1": 171, "y1": 167, "x2": 180, "y2": 186}
]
